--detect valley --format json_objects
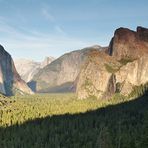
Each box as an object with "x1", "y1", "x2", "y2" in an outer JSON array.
[
  {"x1": 0, "y1": 93, "x2": 131, "y2": 127},
  {"x1": 0, "y1": 0, "x2": 147, "y2": 145},
  {"x1": 0, "y1": 93, "x2": 148, "y2": 147},
  {"x1": 0, "y1": 26, "x2": 147, "y2": 147}
]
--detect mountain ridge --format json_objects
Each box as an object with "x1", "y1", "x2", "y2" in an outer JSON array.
[{"x1": 29, "y1": 45, "x2": 106, "y2": 93}]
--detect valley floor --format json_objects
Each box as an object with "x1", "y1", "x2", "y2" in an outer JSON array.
[
  {"x1": 0, "y1": 93, "x2": 148, "y2": 147},
  {"x1": 0, "y1": 93, "x2": 129, "y2": 127}
]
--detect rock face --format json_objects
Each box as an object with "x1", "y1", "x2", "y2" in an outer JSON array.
[
  {"x1": 0, "y1": 45, "x2": 33, "y2": 96},
  {"x1": 107, "y1": 26, "x2": 148, "y2": 60},
  {"x1": 77, "y1": 26, "x2": 148, "y2": 99},
  {"x1": 29, "y1": 45, "x2": 104, "y2": 93},
  {"x1": 115, "y1": 55, "x2": 148, "y2": 95},
  {"x1": 14, "y1": 59, "x2": 40, "y2": 83},
  {"x1": 40, "y1": 56, "x2": 55, "y2": 68},
  {"x1": 14, "y1": 56, "x2": 55, "y2": 82},
  {"x1": 76, "y1": 50, "x2": 119, "y2": 99}
]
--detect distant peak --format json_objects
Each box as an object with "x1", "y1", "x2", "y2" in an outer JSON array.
[
  {"x1": 44, "y1": 56, "x2": 55, "y2": 61},
  {"x1": 40, "y1": 56, "x2": 55, "y2": 68},
  {"x1": 87, "y1": 45, "x2": 102, "y2": 49}
]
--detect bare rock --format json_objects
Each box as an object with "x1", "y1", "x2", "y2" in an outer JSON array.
[
  {"x1": 76, "y1": 50, "x2": 119, "y2": 99},
  {"x1": 0, "y1": 45, "x2": 33, "y2": 96},
  {"x1": 107, "y1": 26, "x2": 148, "y2": 60},
  {"x1": 30, "y1": 45, "x2": 104, "y2": 93}
]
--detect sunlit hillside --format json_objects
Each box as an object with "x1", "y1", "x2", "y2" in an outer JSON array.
[{"x1": 0, "y1": 93, "x2": 130, "y2": 127}]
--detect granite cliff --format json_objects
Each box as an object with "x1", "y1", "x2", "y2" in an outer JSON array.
[
  {"x1": 77, "y1": 26, "x2": 148, "y2": 99},
  {"x1": 107, "y1": 26, "x2": 148, "y2": 59},
  {"x1": 0, "y1": 45, "x2": 33, "y2": 96},
  {"x1": 29, "y1": 45, "x2": 104, "y2": 93}
]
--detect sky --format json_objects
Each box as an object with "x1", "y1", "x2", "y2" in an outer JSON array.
[{"x1": 0, "y1": 0, "x2": 147, "y2": 61}]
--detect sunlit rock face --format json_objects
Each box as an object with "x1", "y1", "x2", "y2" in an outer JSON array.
[
  {"x1": 76, "y1": 50, "x2": 120, "y2": 99},
  {"x1": 0, "y1": 45, "x2": 33, "y2": 96},
  {"x1": 115, "y1": 55, "x2": 148, "y2": 95},
  {"x1": 107, "y1": 26, "x2": 148, "y2": 60},
  {"x1": 77, "y1": 26, "x2": 148, "y2": 99}
]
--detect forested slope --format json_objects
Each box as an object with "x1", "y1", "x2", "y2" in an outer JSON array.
[{"x1": 0, "y1": 92, "x2": 148, "y2": 148}]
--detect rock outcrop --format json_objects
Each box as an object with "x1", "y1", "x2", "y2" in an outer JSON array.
[
  {"x1": 76, "y1": 50, "x2": 120, "y2": 99},
  {"x1": 0, "y1": 45, "x2": 33, "y2": 96},
  {"x1": 107, "y1": 26, "x2": 148, "y2": 60},
  {"x1": 77, "y1": 26, "x2": 148, "y2": 99},
  {"x1": 115, "y1": 54, "x2": 148, "y2": 95}
]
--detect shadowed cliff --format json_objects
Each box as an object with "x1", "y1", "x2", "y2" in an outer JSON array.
[{"x1": 0, "y1": 45, "x2": 33, "y2": 96}]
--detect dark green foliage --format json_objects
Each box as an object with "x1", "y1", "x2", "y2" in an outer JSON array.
[
  {"x1": 119, "y1": 57, "x2": 135, "y2": 65},
  {"x1": 105, "y1": 57, "x2": 134, "y2": 74},
  {"x1": 0, "y1": 92, "x2": 148, "y2": 148},
  {"x1": 83, "y1": 78, "x2": 93, "y2": 91},
  {"x1": 111, "y1": 93, "x2": 126, "y2": 102},
  {"x1": 129, "y1": 82, "x2": 148, "y2": 98},
  {"x1": 104, "y1": 63, "x2": 119, "y2": 73},
  {"x1": 84, "y1": 78, "x2": 92, "y2": 86},
  {"x1": 140, "y1": 112, "x2": 148, "y2": 148},
  {"x1": 116, "y1": 82, "x2": 122, "y2": 93}
]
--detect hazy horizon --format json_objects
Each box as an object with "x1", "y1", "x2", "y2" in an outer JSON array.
[{"x1": 0, "y1": 0, "x2": 147, "y2": 61}]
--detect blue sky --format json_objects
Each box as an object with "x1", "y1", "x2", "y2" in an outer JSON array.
[{"x1": 0, "y1": 0, "x2": 147, "y2": 61}]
